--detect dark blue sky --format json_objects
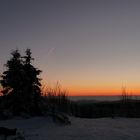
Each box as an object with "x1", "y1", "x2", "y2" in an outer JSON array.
[{"x1": 1, "y1": 0, "x2": 140, "y2": 95}]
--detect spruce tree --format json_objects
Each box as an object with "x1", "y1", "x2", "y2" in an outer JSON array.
[
  {"x1": 23, "y1": 49, "x2": 42, "y2": 114},
  {"x1": 0, "y1": 49, "x2": 42, "y2": 115},
  {"x1": 0, "y1": 50, "x2": 25, "y2": 114}
]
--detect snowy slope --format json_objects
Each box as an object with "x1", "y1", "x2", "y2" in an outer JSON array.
[{"x1": 0, "y1": 116, "x2": 140, "y2": 140}]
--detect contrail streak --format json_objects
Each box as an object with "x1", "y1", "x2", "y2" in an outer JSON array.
[{"x1": 46, "y1": 47, "x2": 55, "y2": 57}]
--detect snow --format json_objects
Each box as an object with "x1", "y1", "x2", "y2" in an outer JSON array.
[{"x1": 0, "y1": 116, "x2": 140, "y2": 140}]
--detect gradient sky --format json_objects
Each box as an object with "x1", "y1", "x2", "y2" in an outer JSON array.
[{"x1": 1, "y1": 0, "x2": 140, "y2": 95}]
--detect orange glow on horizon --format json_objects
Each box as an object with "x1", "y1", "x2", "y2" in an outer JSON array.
[
  {"x1": 67, "y1": 88, "x2": 140, "y2": 96},
  {"x1": 41, "y1": 81, "x2": 140, "y2": 96}
]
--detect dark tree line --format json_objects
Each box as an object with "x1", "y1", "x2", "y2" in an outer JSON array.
[{"x1": 0, "y1": 49, "x2": 42, "y2": 115}]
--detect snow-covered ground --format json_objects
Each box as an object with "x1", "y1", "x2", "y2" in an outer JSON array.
[{"x1": 0, "y1": 116, "x2": 140, "y2": 140}]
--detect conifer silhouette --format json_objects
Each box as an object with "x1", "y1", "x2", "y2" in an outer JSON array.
[{"x1": 0, "y1": 49, "x2": 42, "y2": 115}]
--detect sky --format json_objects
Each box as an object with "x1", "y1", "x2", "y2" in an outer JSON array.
[{"x1": 1, "y1": 0, "x2": 140, "y2": 96}]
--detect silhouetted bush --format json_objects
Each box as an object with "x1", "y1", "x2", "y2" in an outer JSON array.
[{"x1": 42, "y1": 82, "x2": 70, "y2": 114}]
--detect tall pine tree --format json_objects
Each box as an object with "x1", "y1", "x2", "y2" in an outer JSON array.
[
  {"x1": 23, "y1": 49, "x2": 42, "y2": 114},
  {"x1": 0, "y1": 49, "x2": 42, "y2": 115},
  {"x1": 0, "y1": 50, "x2": 25, "y2": 114}
]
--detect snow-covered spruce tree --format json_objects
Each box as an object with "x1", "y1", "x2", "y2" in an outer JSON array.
[{"x1": 0, "y1": 49, "x2": 42, "y2": 115}]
